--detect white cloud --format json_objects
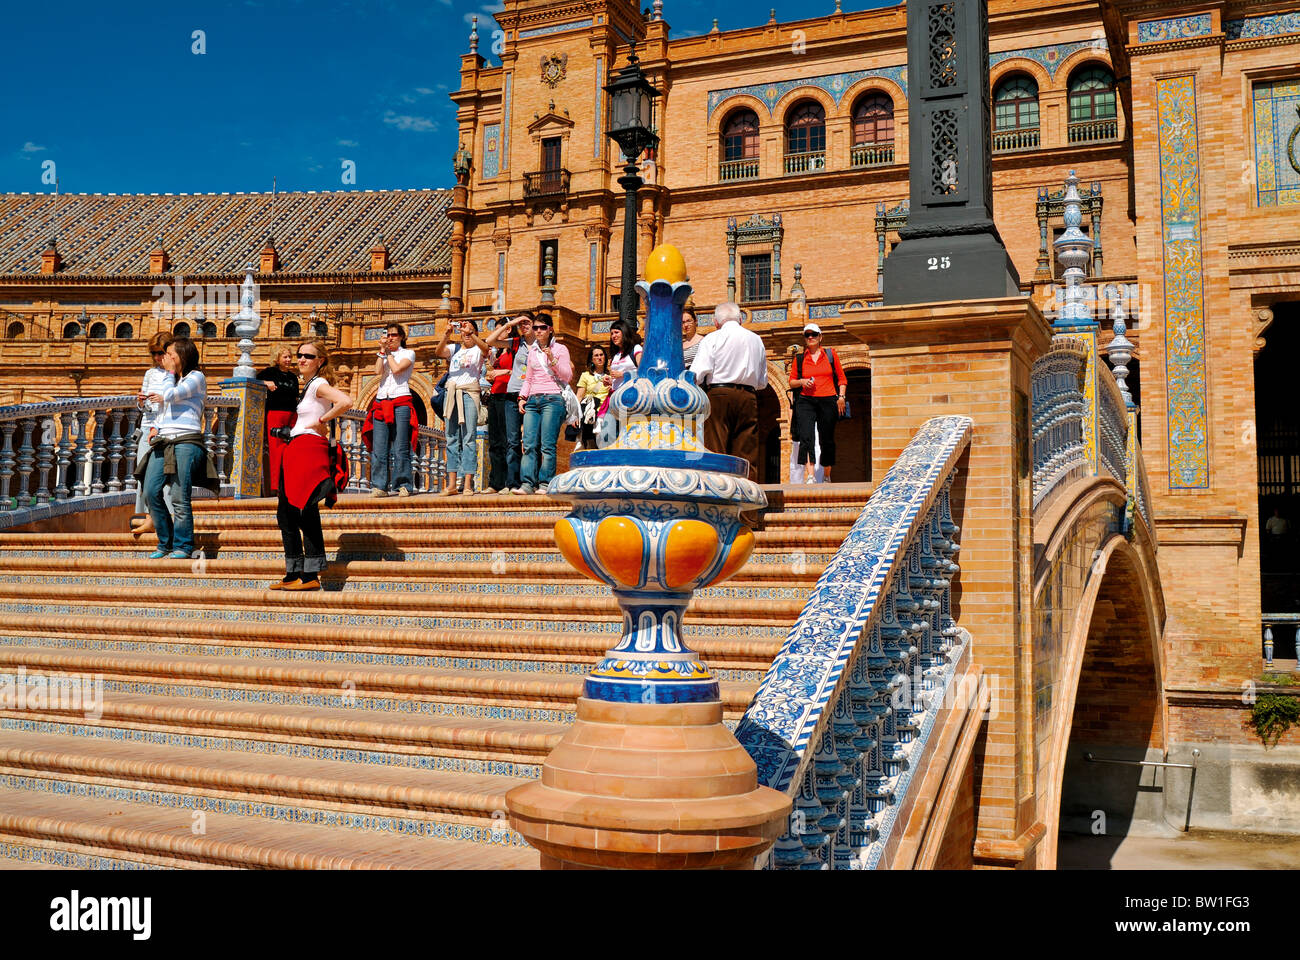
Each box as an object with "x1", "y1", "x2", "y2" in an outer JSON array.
[
  {"x1": 21, "y1": 142, "x2": 46, "y2": 153},
  {"x1": 337, "y1": 138, "x2": 359, "y2": 147},
  {"x1": 414, "y1": 87, "x2": 435, "y2": 96},
  {"x1": 383, "y1": 111, "x2": 437, "y2": 133}
]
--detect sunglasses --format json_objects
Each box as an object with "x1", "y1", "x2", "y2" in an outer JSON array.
[
  {"x1": 532, "y1": 325, "x2": 550, "y2": 331},
  {"x1": 804, "y1": 332, "x2": 821, "y2": 338},
  {"x1": 297, "y1": 352, "x2": 319, "y2": 359}
]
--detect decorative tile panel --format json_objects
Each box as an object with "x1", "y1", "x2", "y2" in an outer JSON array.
[
  {"x1": 1252, "y1": 79, "x2": 1300, "y2": 207},
  {"x1": 502, "y1": 75, "x2": 512, "y2": 170},
  {"x1": 1156, "y1": 75, "x2": 1209, "y2": 490},
  {"x1": 518, "y1": 18, "x2": 593, "y2": 40},
  {"x1": 808, "y1": 303, "x2": 843, "y2": 319},
  {"x1": 482, "y1": 123, "x2": 502, "y2": 180},
  {"x1": 1227, "y1": 13, "x2": 1300, "y2": 41},
  {"x1": 988, "y1": 38, "x2": 1107, "y2": 78},
  {"x1": 1137, "y1": 14, "x2": 1213, "y2": 44},
  {"x1": 708, "y1": 65, "x2": 909, "y2": 119}
]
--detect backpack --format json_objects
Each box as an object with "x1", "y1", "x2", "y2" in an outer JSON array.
[{"x1": 794, "y1": 348, "x2": 851, "y2": 421}]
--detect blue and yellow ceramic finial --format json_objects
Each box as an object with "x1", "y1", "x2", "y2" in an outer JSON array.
[{"x1": 548, "y1": 246, "x2": 766, "y2": 704}]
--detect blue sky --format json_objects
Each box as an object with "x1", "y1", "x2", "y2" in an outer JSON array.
[{"x1": 4, "y1": 0, "x2": 897, "y2": 195}]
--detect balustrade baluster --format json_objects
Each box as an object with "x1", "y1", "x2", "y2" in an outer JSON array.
[
  {"x1": 121, "y1": 409, "x2": 140, "y2": 495},
  {"x1": 105, "y1": 408, "x2": 125, "y2": 493},
  {"x1": 54, "y1": 412, "x2": 74, "y2": 501},
  {"x1": 0, "y1": 420, "x2": 17, "y2": 507},
  {"x1": 71, "y1": 410, "x2": 91, "y2": 498},
  {"x1": 34, "y1": 414, "x2": 55, "y2": 504},
  {"x1": 15, "y1": 416, "x2": 36, "y2": 505},
  {"x1": 214, "y1": 406, "x2": 230, "y2": 484},
  {"x1": 89, "y1": 410, "x2": 107, "y2": 495}
]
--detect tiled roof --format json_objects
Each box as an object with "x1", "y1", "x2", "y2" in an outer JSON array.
[{"x1": 0, "y1": 189, "x2": 454, "y2": 278}]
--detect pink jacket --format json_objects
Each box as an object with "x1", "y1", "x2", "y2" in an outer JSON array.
[{"x1": 518, "y1": 341, "x2": 573, "y2": 399}]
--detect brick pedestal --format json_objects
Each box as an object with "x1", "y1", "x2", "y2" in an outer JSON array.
[
  {"x1": 843, "y1": 297, "x2": 1052, "y2": 869},
  {"x1": 219, "y1": 378, "x2": 267, "y2": 499},
  {"x1": 507, "y1": 698, "x2": 790, "y2": 869}
]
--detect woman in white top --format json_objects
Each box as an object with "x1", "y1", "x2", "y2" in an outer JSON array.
[
  {"x1": 434, "y1": 318, "x2": 492, "y2": 495},
  {"x1": 131, "y1": 331, "x2": 175, "y2": 534},
  {"x1": 273, "y1": 339, "x2": 351, "y2": 590},
  {"x1": 609, "y1": 319, "x2": 643, "y2": 383},
  {"x1": 369, "y1": 323, "x2": 417, "y2": 497}
]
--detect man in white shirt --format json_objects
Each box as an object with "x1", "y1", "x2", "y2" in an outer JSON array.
[{"x1": 689, "y1": 302, "x2": 768, "y2": 479}]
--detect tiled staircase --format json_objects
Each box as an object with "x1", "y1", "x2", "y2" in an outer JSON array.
[{"x1": 0, "y1": 487, "x2": 870, "y2": 869}]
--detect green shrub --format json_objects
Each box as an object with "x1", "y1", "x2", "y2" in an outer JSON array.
[{"x1": 1252, "y1": 694, "x2": 1300, "y2": 747}]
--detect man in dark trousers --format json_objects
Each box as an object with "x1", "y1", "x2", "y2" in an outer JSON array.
[{"x1": 689, "y1": 302, "x2": 768, "y2": 479}]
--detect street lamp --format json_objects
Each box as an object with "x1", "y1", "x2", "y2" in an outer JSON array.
[{"x1": 604, "y1": 42, "x2": 660, "y2": 331}]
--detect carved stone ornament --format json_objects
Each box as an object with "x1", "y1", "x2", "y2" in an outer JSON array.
[{"x1": 541, "y1": 53, "x2": 568, "y2": 88}]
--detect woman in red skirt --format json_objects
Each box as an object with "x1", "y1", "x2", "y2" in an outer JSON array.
[
  {"x1": 272, "y1": 340, "x2": 352, "y2": 591},
  {"x1": 259, "y1": 346, "x2": 299, "y2": 493}
]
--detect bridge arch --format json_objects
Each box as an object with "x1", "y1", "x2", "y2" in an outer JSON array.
[{"x1": 1033, "y1": 476, "x2": 1165, "y2": 867}]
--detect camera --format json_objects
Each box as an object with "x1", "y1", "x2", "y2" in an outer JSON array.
[{"x1": 269, "y1": 426, "x2": 294, "y2": 442}]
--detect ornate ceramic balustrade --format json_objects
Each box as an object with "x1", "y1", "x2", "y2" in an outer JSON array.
[
  {"x1": 335, "y1": 410, "x2": 447, "y2": 494},
  {"x1": 1031, "y1": 339, "x2": 1088, "y2": 507},
  {"x1": 736, "y1": 415, "x2": 972, "y2": 869},
  {"x1": 1096, "y1": 358, "x2": 1128, "y2": 488},
  {"x1": 0, "y1": 394, "x2": 239, "y2": 528}
]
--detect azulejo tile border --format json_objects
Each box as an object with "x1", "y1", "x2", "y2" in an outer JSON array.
[
  {"x1": 1155, "y1": 74, "x2": 1210, "y2": 490},
  {"x1": 0, "y1": 774, "x2": 531, "y2": 849},
  {"x1": 1137, "y1": 14, "x2": 1213, "y2": 44},
  {"x1": 735, "y1": 415, "x2": 972, "y2": 794},
  {"x1": 0, "y1": 840, "x2": 165, "y2": 870}
]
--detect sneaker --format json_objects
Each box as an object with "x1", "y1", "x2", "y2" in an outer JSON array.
[
  {"x1": 398, "y1": 487, "x2": 412, "y2": 498},
  {"x1": 147, "y1": 549, "x2": 168, "y2": 560},
  {"x1": 369, "y1": 488, "x2": 389, "y2": 498},
  {"x1": 168, "y1": 550, "x2": 190, "y2": 560},
  {"x1": 514, "y1": 485, "x2": 535, "y2": 496},
  {"x1": 537, "y1": 483, "x2": 549, "y2": 494}
]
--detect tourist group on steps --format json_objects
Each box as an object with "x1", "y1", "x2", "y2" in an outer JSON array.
[{"x1": 127, "y1": 305, "x2": 847, "y2": 590}]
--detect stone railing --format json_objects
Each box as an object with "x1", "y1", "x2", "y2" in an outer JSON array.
[
  {"x1": 784, "y1": 150, "x2": 827, "y2": 175},
  {"x1": 851, "y1": 141, "x2": 895, "y2": 168},
  {"x1": 1030, "y1": 339, "x2": 1088, "y2": 507},
  {"x1": 993, "y1": 127, "x2": 1040, "y2": 153},
  {"x1": 1126, "y1": 407, "x2": 1153, "y2": 536},
  {"x1": 0, "y1": 393, "x2": 239, "y2": 527},
  {"x1": 736, "y1": 415, "x2": 973, "y2": 869},
  {"x1": 1096, "y1": 358, "x2": 1128, "y2": 488},
  {"x1": 1068, "y1": 117, "x2": 1120, "y2": 144},
  {"x1": 719, "y1": 158, "x2": 760, "y2": 182},
  {"x1": 335, "y1": 410, "x2": 447, "y2": 494}
]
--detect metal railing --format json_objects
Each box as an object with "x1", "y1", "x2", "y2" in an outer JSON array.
[
  {"x1": 784, "y1": 150, "x2": 827, "y2": 175},
  {"x1": 335, "y1": 410, "x2": 447, "y2": 494},
  {"x1": 993, "y1": 127, "x2": 1040, "y2": 153},
  {"x1": 851, "y1": 141, "x2": 895, "y2": 168},
  {"x1": 0, "y1": 394, "x2": 239, "y2": 517},
  {"x1": 1068, "y1": 117, "x2": 1119, "y2": 144},
  {"x1": 719, "y1": 158, "x2": 759, "y2": 182},
  {"x1": 523, "y1": 169, "x2": 571, "y2": 200},
  {"x1": 737, "y1": 415, "x2": 972, "y2": 870}
]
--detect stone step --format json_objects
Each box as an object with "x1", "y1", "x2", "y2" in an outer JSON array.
[
  {"x1": 0, "y1": 646, "x2": 759, "y2": 713},
  {"x1": 0, "y1": 728, "x2": 527, "y2": 827},
  {"x1": 0, "y1": 580, "x2": 808, "y2": 625},
  {"x1": 1, "y1": 690, "x2": 564, "y2": 768},
  {"x1": 0, "y1": 785, "x2": 539, "y2": 869},
  {"x1": 0, "y1": 839, "x2": 157, "y2": 869}
]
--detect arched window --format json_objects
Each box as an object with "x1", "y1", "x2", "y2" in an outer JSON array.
[
  {"x1": 62, "y1": 321, "x2": 82, "y2": 339},
  {"x1": 6, "y1": 321, "x2": 23, "y2": 340},
  {"x1": 173, "y1": 321, "x2": 191, "y2": 338},
  {"x1": 282, "y1": 320, "x2": 301, "y2": 339},
  {"x1": 88, "y1": 322, "x2": 108, "y2": 340},
  {"x1": 225, "y1": 321, "x2": 238, "y2": 337},
  {"x1": 785, "y1": 100, "x2": 826, "y2": 174},
  {"x1": 1068, "y1": 66, "x2": 1118, "y2": 142},
  {"x1": 314, "y1": 320, "x2": 328, "y2": 338},
  {"x1": 852, "y1": 92, "x2": 896, "y2": 167},
  {"x1": 993, "y1": 75, "x2": 1040, "y2": 152},
  {"x1": 115, "y1": 321, "x2": 133, "y2": 339},
  {"x1": 199, "y1": 321, "x2": 217, "y2": 338},
  {"x1": 720, "y1": 108, "x2": 759, "y2": 182}
]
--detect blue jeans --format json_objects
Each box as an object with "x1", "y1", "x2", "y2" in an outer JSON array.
[
  {"x1": 504, "y1": 393, "x2": 522, "y2": 489},
  {"x1": 370, "y1": 403, "x2": 412, "y2": 493},
  {"x1": 144, "y1": 440, "x2": 202, "y2": 555},
  {"x1": 446, "y1": 392, "x2": 479, "y2": 478},
  {"x1": 521, "y1": 394, "x2": 565, "y2": 488},
  {"x1": 134, "y1": 428, "x2": 172, "y2": 516}
]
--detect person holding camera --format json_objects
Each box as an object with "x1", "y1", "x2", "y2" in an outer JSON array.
[
  {"x1": 137, "y1": 337, "x2": 220, "y2": 560},
  {"x1": 259, "y1": 346, "x2": 299, "y2": 494},
  {"x1": 130, "y1": 331, "x2": 175, "y2": 535},
  {"x1": 515, "y1": 313, "x2": 572, "y2": 495},
  {"x1": 271, "y1": 340, "x2": 351, "y2": 590},
  {"x1": 435, "y1": 318, "x2": 490, "y2": 496},
  {"x1": 368, "y1": 323, "x2": 416, "y2": 497}
]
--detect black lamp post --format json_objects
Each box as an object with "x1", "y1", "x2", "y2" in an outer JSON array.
[{"x1": 604, "y1": 42, "x2": 660, "y2": 331}]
